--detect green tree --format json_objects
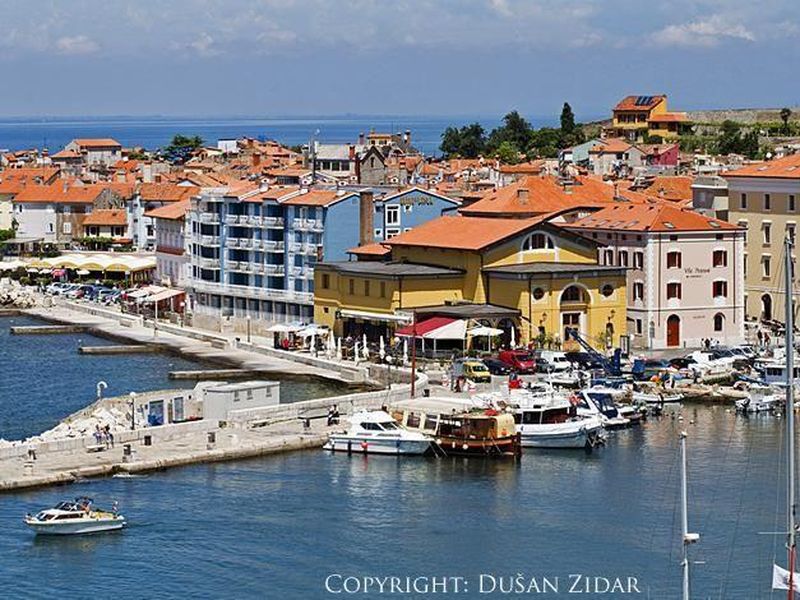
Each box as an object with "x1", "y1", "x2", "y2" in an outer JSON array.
[
  {"x1": 494, "y1": 141, "x2": 520, "y2": 164},
  {"x1": 163, "y1": 134, "x2": 204, "y2": 163},
  {"x1": 560, "y1": 102, "x2": 576, "y2": 135},
  {"x1": 781, "y1": 108, "x2": 793, "y2": 135},
  {"x1": 529, "y1": 127, "x2": 562, "y2": 158},
  {"x1": 716, "y1": 120, "x2": 743, "y2": 156},
  {"x1": 487, "y1": 110, "x2": 533, "y2": 154},
  {"x1": 439, "y1": 123, "x2": 486, "y2": 158}
]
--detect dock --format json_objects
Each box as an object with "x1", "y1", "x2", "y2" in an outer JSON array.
[
  {"x1": 10, "y1": 324, "x2": 89, "y2": 335},
  {"x1": 79, "y1": 345, "x2": 160, "y2": 355},
  {"x1": 0, "y1": 309, "x2": 23, "y2": 317},
  {"x1": 169, "y1": 368, "x2": 284, "y2": 380}
]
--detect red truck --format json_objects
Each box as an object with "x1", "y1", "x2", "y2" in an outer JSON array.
[{"x1": 497, "y1": 349, "x2": 537, "y2": 374}]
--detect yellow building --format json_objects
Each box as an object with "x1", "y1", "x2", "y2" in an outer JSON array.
[
  {"x1": 609, "y1": 95, "x2": 689, "y2": 141},
  {"x1": 314, "y1": 213, "x2": 627, "y2": 349},
  {"x1": 725, "y1": 154, "x2": 800, "y2": 322}
]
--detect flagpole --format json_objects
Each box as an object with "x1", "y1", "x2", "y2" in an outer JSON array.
[{"x1": 786, "y1": 234, "x2": 796, "y2": 600}]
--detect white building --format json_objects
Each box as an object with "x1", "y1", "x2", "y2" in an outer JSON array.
[
  {"x1": 145, "y1": 200, "x2": 191, "y2": 287},
  {"x1": 63, "y1": 138, "x2": 123, "y2": 166}
]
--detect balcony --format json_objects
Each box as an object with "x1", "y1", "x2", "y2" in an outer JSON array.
[
  {"x1": 265, "y1": 264, "x2": 286, "y2": 276},
  {"x1": 224, "y1": 214, "x2": 239, "y2": 225},
  {"x1": 249, "y1": 215, "x2": 262, "y2": 226},
  {"x1": 252, "y1": 263, "x2": 265, "y2": 275},
  {"x1": 263, "y1": 216, "x2": 284, "y2": 228},
  {"x1": 200, "y1": 235, "x2": 220, "y2": 246},
  {"x1": 225, "y1": 238, "x2": 240, "y2": 249},
  {"x1": 289, "y1": 266, "x2": 303, "y2": 278},
  {"x1": 189, "y1": 279, "x2": 313, "y2": 304},
  {"x1": 306, "y1": 219, "x2": 323, "y2": 231},
  {"x1": 198, "y1": 257, "x2": 220, "y2": 269},
  {"x1": 200, "y1": 213, "x2": 220, "y2": 224},
  {"x1": 289, "y1": 242, "x2": 302, "y2": 253},
  {"x1": 239, "y1": 238, "x2": 254, "y2": 249},
  {"x1": 304, "y1": 243, "x2": 320, "y2": 256},
  {"x1": 262, "y1": 240, "x2": 285, "y2": 252}
]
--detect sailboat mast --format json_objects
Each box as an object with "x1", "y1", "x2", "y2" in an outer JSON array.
[
  {"x1": 786, "y1": 234, "x2": 796, "y2": 599},
  {"x1": 680, "y1": 431, "x2": 691, "y2": 600}
]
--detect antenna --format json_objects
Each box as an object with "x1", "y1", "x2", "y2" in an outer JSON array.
[
  {"x1": 785, "y1": 233, "x2": 796, "y2": 600},
  {"x1": 680, "y1": 431, "x2": 700, "y2": 600}
]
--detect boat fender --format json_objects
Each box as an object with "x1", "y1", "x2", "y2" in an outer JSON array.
[
  {"x1": 462, "y1": 444, "x2": 469, "y2": 451},
  {"x1": 360, "y1": 441, "x2": 369, "y2": 450}
]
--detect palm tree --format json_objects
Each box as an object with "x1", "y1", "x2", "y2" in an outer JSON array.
[{"x1": 780, "y1": 107, "x2": 792, "y2": 135}]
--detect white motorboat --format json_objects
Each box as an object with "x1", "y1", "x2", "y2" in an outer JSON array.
[
  {"x1": 632, "y1": 390, "x2": 684, "y2": 405},
  {"x1": 735, "y1": 386, "x2": 782, "y2": 413},
  {"x1": 513, "y1": 395, "x2": 606, "y2": 449},
  {"x1": 24, "y1": 497, "x2": 126, "y2": 535},
  {"x1": 575, "y1": 389, "x2": 631, "y2": 429},
  {"x1": 324, "y1": 410, "x2": 432, "y2": 455}
]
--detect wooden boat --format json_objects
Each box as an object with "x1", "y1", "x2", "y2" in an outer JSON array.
[{"x1": 391, "y1": 397, "x2": 521, "y2": 458}]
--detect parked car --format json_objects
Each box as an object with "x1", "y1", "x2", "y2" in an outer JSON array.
[
  {"x1": 538, "y1": 350, "x2": 571, "y2": 372},
  {"x1": 565, "y1": 351, "x2": 605, "y2": 370},
  {"x1": 453, "y1": 359, "x2": 492, "y2": 383},
  {"x1": 498, "y1": 350, "x2": 537, "y2": 374},
  {"x1": 482, "y1": 357, "x2": 512, "y2": 375},
  {"x1": 46, "y1": 282, "x2": 70, "y2": 295}
]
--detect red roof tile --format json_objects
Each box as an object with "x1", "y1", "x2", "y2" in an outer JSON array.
[
  {"x1": 568, "y1": 203, "x2": 740, "y2": 233},
  {"x1": 613, "y1": 95, "x2": 666, "y2": 112},
  {"x1": 724, "y1": 154, "x2": 800, "y2": 179},
  {"x1": 386, "y1": 215, "x2": 547, "y2": 251},
  {"x1": 83, "y1": 209, "x2": 128, "y2": 226},
  {"x1": 144, "y1": 199, "x2": 191, "y2": 221}
]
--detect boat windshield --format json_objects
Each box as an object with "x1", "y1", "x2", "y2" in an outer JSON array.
[
  {"x1": 54, "y1": 502, "x2": 80, "y2": 512},
  {"x1": 380, "y1": 421, "x2": 399, "y2": 430}
]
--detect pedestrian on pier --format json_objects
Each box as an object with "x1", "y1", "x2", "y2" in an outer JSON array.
[
  {"x1": 94, "y1": 425, "x2": 103, "y2": 446},
  {"x1": 104, "y1": 425, "x2": 115, "y2": 448},
  {"x1": 757, "y1": 330, "x2": 764, "y2": 347},
  {"x1": 26, "y1": 445, "x2": 37, "y2": 461}
]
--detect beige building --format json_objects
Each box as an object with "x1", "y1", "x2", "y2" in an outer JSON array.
[
  {"x1": 568, "y1": 202, "x2": 745, "y2": 349},
  {"x1": 725, "y1": 154, "x2": 800, "y2": 322}
]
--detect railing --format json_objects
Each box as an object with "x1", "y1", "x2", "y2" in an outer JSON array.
[
  {"x1": 198, "y1": 258, "x2": 220, "y2": 269},
  {"x1": 251, "y1": 263, "x2": 265, "y2": 275},
  {"x1": 190, "y1": 279, "x2": 312, "y2": 303},
  {"x1": 224, "y1": 214, "x2": 238, "y2": 225},
  {"x1": 263, "y1": 216, "x2": 284, "y2": 228},
  {"x1": 225, "y1": 238, "x2": 240, "y2": 249},
  {"x1": 227, "y1": 260, "x2": 241, "y2": 270},
  {"x1": 249, "y1": 215, "x2": 262, "y2": 226},
  {"x1": 199, "y1": 213, "x2": 220, "y2": 224},
  {"x1": 289, "y1": 242, "x2": 302, "y2": 253},
  {"x1": 239, "y1": 238, "x2": 253, "y2": 249},
  {"x1": 200, "y1": 235, "x2": 220, "y2": 246},
  {"x1": 289, "y1": 266, "x2": 303, "y2": 277},
  {"x1": 265, "y1": 264, "x2": 286, "y2": 276}
]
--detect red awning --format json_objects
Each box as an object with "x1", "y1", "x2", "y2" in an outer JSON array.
[{"x1": 395, "y1": 317, "x2": 455, "y2": 337}]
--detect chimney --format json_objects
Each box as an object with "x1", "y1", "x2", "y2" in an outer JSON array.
[
  {"x1": 359, "y1": 190, "x2": 374, "y2": 246},
  {"x1": 348, "y1": 145, "x2": 356, "y2": 160},
  {"x1": 358, "y1": 132, "x2": 365, "y2": 146},
  {"x1": 517, "y1": 188, "x2": 529, "y2": 204},
  {"x1": 252, "y1": 152, "x2": 261, "y2": 168}
]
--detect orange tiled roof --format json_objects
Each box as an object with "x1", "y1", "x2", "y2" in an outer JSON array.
[
  {"x1": 648, "y1": 112, "x2": 688, "y2": 123},
  {"x1": 497, "y1": 161, "x2": 544, "y2": 174},
  {"x1": 144, "y1": 199, "x2": 191, "y2": 221},
  {"x1": 266, "y1": 167, "x2": 311, "y2": 178},
  {"x1": 460, "y1": 175, "x2": 616, "y2": 217},
  {"x1": 590, "y1": 138, "x2": 633, "y2": 154},
  {"x1": 386, "y1": 215, "x2": 547, "y2": 251},
  {"x1": 568, "y1": 203, "x2": 740, "y2": 233},
  {"x1": 50, "y1": 149, "x2": 82, "y2": 159},
  {"x1": 241, "y1": 186, "x2": 300, "y2": 203},
  {"x1": 724, "y1": 154, "x2": 800, "y2": 179},
  {"x1": 105, "y1": 182, "x2": 137, "y2": 199},
  {"x1": 139, "y1": 183, "x2": 199, "y2": 202},
  {"x1": 281, "y1": 190, "x2": 351, "y2": 207},
  {"x1": 13, "y1": 182, "x2": 106, "y2": 204},
  {"x1": 613, "y1": 95, "x2": 666, "y2": 112},
  {"x1": 646, "y1": 176, "x2": 693, "y2": 202},
  {"x1": 83, "y1": 209, "x2": 128, "y2": 226},
  {"x1": 348, "y1": 242, "x2": 392, "y2": 256},
  {"x1": 71, "y1": 138, "x2": 122, "y2": 148},
  {"x1": 0, "y1": 166, "x2": 61, "y2": 182}
]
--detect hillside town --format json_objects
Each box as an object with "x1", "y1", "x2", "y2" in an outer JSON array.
[{"x1": 2, "y1": 94, "x2": 798, "y2": 356}]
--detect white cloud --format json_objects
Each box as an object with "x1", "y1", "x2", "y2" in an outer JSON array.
[
  {"x1": 651, "y1": 15, "x2": 755, "y2": 47},
  {"x1": 55, "y1": 35, "x2": 99, "y2": 55},
  {"x1": 186, "y1": 32, "x2": 220, "y2": 57},
  {"x1": 488, "y1": 0, "x2": 513, "y2": 17}
]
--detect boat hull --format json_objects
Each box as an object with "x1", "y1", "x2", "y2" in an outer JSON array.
[
  {"x1": 433, "y1": 436, "x2": 521, "y2": 458},
  {"x1": 325, "y1": 436, "x2": 431, "y2": 456},
  {"x1": 25, "y1": 517, "x2": 126, "y2": 535},
  {"x1": 519, "y1": 423, "x2": 604, "y2": 449}
]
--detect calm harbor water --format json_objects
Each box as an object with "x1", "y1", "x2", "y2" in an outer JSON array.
[
  {"x1": 0, "y1": 319, "x2": 793, "y2": 598},
  {"x1": 0, "y1": 316, "x2": 348, "y2": 441},
  {"x1": 0, "y1": 115, "x2": 516, "y2": 157}
]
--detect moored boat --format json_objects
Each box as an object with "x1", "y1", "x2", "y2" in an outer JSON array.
[
  {"x1": 391, "y1": 397, "x2": 521, "y2": 458},
  {"x1": 324, "y1": 410, "x2": 432, "y2": 455},
  {"x1": 24, "y1": 497, "x2": 126, "y2": 535},
  {"x1": 512, "y1": 395, "x2": 606, "y2": 450}
]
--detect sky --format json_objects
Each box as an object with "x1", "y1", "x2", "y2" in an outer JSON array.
[{"x1": 1, "y1": 0, "x2": 799, "y2": 119}]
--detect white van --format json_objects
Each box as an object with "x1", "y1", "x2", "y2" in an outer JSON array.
[{"x1": 538, "y1": 351, "x2": 571, "y2": 372}]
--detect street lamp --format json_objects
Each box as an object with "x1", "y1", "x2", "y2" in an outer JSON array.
[
  {"x1": 246, "y1": 315, "x2": 251, "y2": 344},
  {"x1": 129, "y1": 392, "x2": 137, "y2": 431}
]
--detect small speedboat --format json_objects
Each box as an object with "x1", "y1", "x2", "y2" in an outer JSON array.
[
  {"x1": 324, "y1": 411, "x2": 432, "y2": 455},
  {"x1": 735, "y1": 386, "x2": 782, "y2": 414},
  {"x1": 513, "y1": 396, "x2": 606, "y2": 450},
  {"x1": 24, "y1": 497, "x2": 126, "y2": 535}
]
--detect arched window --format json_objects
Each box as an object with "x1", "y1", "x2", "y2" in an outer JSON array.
[
  {"x1": 561, "y1": 285, "x2": 586, "y2": 303},
  {"x1": 714, "y1": 313, "x2": 724, "y2": 332},
  {"x1": 522, "y1": 232, "x2": 554, "y2": 251}
]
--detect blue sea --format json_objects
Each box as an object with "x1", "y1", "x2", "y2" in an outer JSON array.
[
  {"x1": 0, "y1": 315, "x2": 792, "y2": 598},
  {"x1": 0, "y1": 115, "x2": 522, "y2": 157}
]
